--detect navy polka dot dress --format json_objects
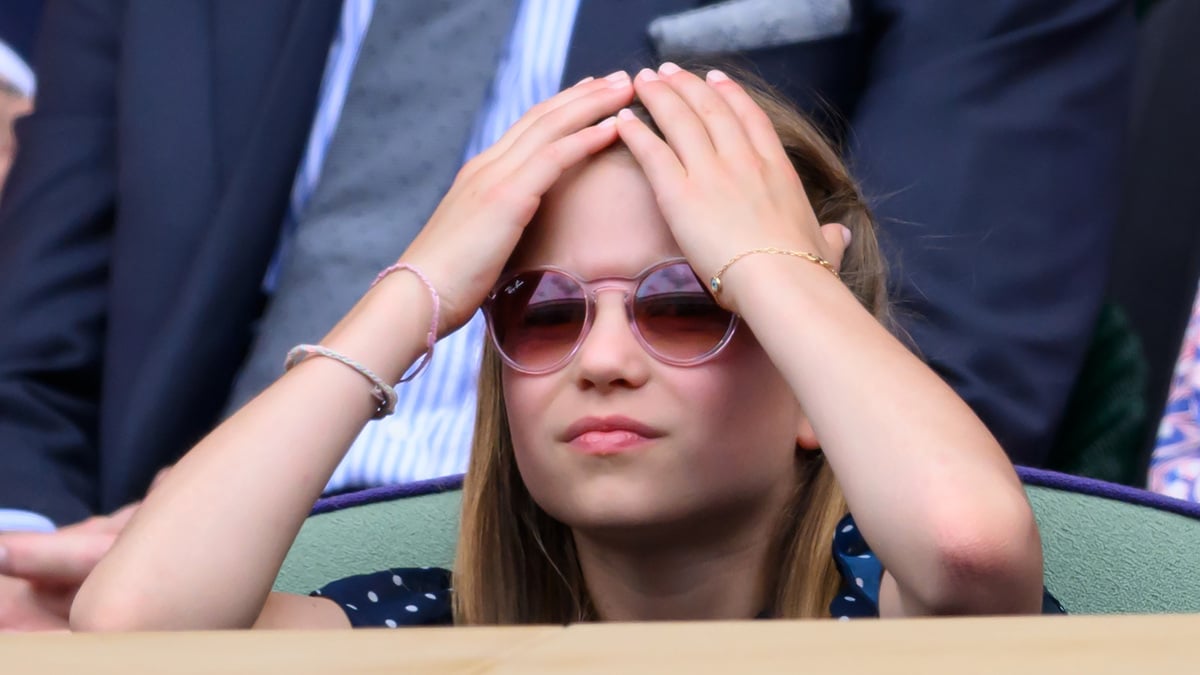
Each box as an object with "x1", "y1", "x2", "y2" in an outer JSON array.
[{"x1": 313, "y1": 514, "x2": 1064, "y2": 626}]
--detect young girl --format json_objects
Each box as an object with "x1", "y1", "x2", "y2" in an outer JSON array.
[{"x1": 71, "y1": 64, "x2": 1048, "y2": 630}]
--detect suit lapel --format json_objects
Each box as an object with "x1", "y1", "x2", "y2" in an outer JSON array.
[
  {"x1": 209, "y1": 0, "x2": 338, "y2": 188},
  {"x1": 109, "y1": 0, "x2": 342, "y2": 503}
]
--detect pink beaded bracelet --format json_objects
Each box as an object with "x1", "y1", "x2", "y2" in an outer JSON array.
[{"x1": 371, "y1": 262, "x2": 439, "y2": 383}]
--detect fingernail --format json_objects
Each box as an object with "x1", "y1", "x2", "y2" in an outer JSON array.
[
  {"x1": 706, "y1": 69, "x2": 730, "y2": 83},
  {"x1": 604, "y1": 70, "x2": 629, "y2": 84},
  {"x1": 636, "y1": 68, "x2": 659, "y2": 82},
  {"x1": 573, "y1": 76, "x2": 594, "y2": 87},
  {"x1": 599, "y1": 116, "x2": 617, "y2": 128},
  {"x1": 841, "y1": 226, "x2": 853, "y2": 247},
  {"x1": 659, "y1": 62, "x2": 682, "y2": 76},
  {"x1": 617, "y1": 108, "x2": 636, "y2": 121}
]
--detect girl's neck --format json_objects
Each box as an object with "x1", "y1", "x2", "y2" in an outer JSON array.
[{"x1": 571, "y1": 497, "x2": 788, "y2": 622}]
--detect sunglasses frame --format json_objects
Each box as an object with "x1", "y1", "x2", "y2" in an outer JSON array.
[{"x1": 482, "y1": 258, "x2": 740, "y2": 375}]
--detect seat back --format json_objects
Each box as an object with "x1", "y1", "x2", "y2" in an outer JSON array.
[
  {"x1": 275, "y1": 477, "x2": 462, "y2": 595},
  {"x1": 1021, "y1": 467, "x2": 1200, "y2": 613},
  {"x1": 276, "y1": 469, "x2": 1200, "y2": 614}
]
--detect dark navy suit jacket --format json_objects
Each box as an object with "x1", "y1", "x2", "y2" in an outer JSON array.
[
  {"x1": 0, "y1": 0, "x2": 42, "y2": 64},
  {"x1": 0, "y1": 0, "x2": 1134, "y2": 524}
]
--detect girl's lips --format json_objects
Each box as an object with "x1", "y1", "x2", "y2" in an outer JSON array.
[
  {"x1": 560, "y1": 415, "x2": 665, "y2": 456},
  {"x1": 569, "y1": 430, "x2": 656, "y2": 456}
]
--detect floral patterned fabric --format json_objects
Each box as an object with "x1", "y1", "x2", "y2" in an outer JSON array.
[{"x1": 1150, "y1": 282, "x2": 1200, "y2": 503}]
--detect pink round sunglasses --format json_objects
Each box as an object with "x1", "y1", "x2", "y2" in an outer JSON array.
[{"x1": 482, "y1": 258, "x2": 740, "y2": 375}]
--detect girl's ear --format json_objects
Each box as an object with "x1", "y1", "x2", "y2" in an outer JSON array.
[{"x1": 796, "y1": 412, "x2": 820, "y2": 451}]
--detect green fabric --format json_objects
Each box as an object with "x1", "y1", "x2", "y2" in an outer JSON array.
[
  {"x1": 1047, "y1": 303, "x2": 1149, "y2": 486},
  {"x1": 1027, "y1": 484, "x2": 1200, "y2": 614},
  {"x1": 275, "y1": 490, "x2": 461, "y2": 594},
  {"x1": 276, "y1": 485, "x2": 1200, "y2": 614}
]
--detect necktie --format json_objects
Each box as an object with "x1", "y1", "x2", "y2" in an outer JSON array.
[{"x1": 227, "y1": 0, "x2": 516, "y2": 411}]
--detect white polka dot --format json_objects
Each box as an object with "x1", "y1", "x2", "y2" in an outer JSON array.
[
  {"x1": 424, "y1": 593, "x2": 437, "y2": 600},
  {"x1": 385, "y1": 619, "x2": 398, "y2": 628},
  {"x1": 405, "y1": 605, "x2": 419, "y2": 613},
  {"x1": 844, "y1": 596, "x2": 856, "y2": 602},
  {"x1": 392, "y1": 575, "x2": 404, "y2": 586},
  {"x1": 367, "y1": 591, "x2": 379, "y2": 603},
  {"x1": 345, "y1": 603, "x2": 358, "y2": 611},
  {"x1": 838, "y1": 616, "x2": 850, "y2": 621},
  {"x1": 857, "y1": 554, "x2": 872, "y2": 559},
  {"x1": 855, "y1": 578, "x2": 864, "y2": 588},
  {"x1": 841, "y1": 524, "x2": 854, "y2": 533}
]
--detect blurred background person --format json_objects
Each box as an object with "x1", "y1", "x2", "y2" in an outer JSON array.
[{"x1": 0, "y1": 0, "x2": 40, "y2": 193}]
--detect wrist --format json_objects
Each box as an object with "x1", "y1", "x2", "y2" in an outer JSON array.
[
  {"x1": 718, "y1": 248, "x2": 845, "y2": 317},
  {"x1": 319, "y1": 270, "x2": 435, "y2": 385}
]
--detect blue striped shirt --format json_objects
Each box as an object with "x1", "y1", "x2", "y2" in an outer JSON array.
[{"x1": 305, "y1": 0, "x2": 581, "y2": 493}]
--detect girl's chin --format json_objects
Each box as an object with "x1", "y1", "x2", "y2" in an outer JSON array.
[{"x1": 548, "y1": 496, "x2": 715, "y2": 545}]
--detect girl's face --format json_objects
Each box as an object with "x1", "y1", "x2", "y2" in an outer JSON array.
[{"x1": 502, "y1": 153, "x2": 807, "y2": 541}]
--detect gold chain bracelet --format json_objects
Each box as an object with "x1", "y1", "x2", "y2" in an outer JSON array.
[{"x1": 709, "y1": 247, "x2": 840, "y2": 294}]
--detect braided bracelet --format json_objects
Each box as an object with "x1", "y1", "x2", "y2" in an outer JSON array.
[
  {"x1": 284, "y1": 344, "x2": 398, "y2": 419},
  {"x1": 371, "y1": 262, "x2": 440, "y2": 383},
  {"x1": 280, "y1": 263, "x2": 440, "y2": 419},
  {"x1": 709, "y1": 247, "x2": 839, "y2": 295}
]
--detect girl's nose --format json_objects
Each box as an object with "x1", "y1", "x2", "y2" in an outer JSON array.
[{"x1": 572, "y1": 292, "x2": 651, "y2": 391}]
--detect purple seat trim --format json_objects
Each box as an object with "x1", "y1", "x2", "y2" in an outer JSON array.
[
  {"x1": 1017, "y1": 466, "x2": 1200, "y2": 521},
  {"x1": 309, "y1": 468, "x2": 1200, "y2": 522},
  {"x1": 311, "y1": 474, "x2": 465, "y2": 516}
]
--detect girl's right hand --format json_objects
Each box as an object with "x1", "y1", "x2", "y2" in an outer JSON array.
[{"x1": 397, "y1": 71, "x2": 634, "y2": 336}]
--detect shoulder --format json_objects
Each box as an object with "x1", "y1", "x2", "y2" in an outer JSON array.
[{"x1": 312, "y1": 567, "x2": 453, "y2": 627}]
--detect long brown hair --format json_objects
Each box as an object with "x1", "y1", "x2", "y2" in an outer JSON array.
[{"x1": 454, "y1": 67, "x2": 890, "y2": 624}]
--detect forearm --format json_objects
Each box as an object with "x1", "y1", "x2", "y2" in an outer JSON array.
[
  {"x1": 730, "y1": 257, "x2": 1041, "y2": 608},
  {"x1": 253, "y1": 593, "x2": 350, "y2": 630},
  {"x1": 72, "y1": 272, "x2": 432, "y2": 631}
]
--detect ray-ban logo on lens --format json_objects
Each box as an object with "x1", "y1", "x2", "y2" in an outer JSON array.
[{"x1": 505, "y1": 280, "x2": 524, "y2": 295}]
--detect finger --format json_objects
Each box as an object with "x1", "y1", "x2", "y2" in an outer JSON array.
[
  {"x1": 0, "y1": 575, "x2": 72, "y2": 631},
  {"x1": 477, "y1": 71, "x2": 631, "y2": 166},
  {"x1": 505, "y1": 72, "x2": 623, "y2": 142},
  {"x1": 615, "y1": 107, "x2": 686, "y2": 195},
  {"x1": 494, "y1": 75, "x2": 633, "y2": 175},
  {"x1": 656, "y1": 64, "x2": 757, "y2": 165},
  {"x1": 705, "y1": 69, "x2": 792, "y2": 167},
  {"x1": 102, "y1": 502, "x2": 140, "y2": 533},
  {"x1": 68, "y1": 501, "x2": 138, "y2": 536},
  {"x1": 499, "y1": 116, "x2": 622, "y2": 209},
  {"x1": 150, "y1": 466, "x2": 172, "y2": 493},
  {"x1": 0, "y1": 531, "x2": 114, "y2": 586},
  {"x1": 819, "y1": 222, "x2": 851, "y2": 271},
  {"x1": 632, "y1": 67, "x2": 716, "y2": 172}
]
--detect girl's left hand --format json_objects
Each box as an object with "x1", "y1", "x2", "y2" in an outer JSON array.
[{"x1": 616, "y1": 64, "x2": 849, "y2": 313}]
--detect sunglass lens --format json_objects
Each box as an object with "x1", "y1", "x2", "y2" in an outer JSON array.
[
  {"x1": 634, "y1": 264, "x2": 734, "y2": 362},
  {"x1": 490, "y1": 271, "x2": 587, "y2": 371}
]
